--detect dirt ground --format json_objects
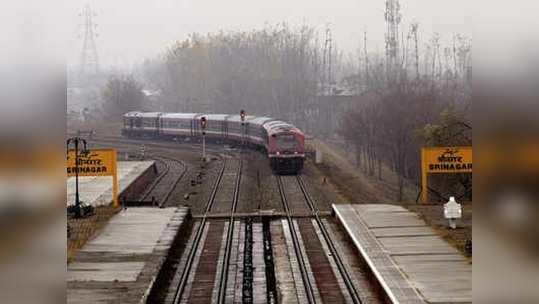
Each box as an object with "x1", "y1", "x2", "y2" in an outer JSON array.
[{"x1": 306, "y1": 138, "x2": 472, "y2": 258}]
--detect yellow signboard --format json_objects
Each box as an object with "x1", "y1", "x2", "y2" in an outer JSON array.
[
  {"x1": 67, "y1": 149, "x2": 117, "y2": 176},
  {"x1": 67, "y1": 149, "x2": 119, "y2": 207},
  {"x1": 421, "y1": 146, "x2": 472, "y2": 203}
]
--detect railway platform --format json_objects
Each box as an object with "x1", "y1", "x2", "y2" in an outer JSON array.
[
  {"x1": 334, "y1": 204, "x2": 472, "y2": 304},
  {"x1": 66, "y1": 160, "x2": 156, "y2": 207},
  {"x1": 67, "y1": 206, "x2": 190, "y2": 304}
]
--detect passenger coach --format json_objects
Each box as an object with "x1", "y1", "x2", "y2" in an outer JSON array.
[{"x1": 122, "y1": 111, "x2": 305, "y2": 174}]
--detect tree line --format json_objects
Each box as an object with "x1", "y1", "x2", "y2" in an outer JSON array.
[{"x1": 340, "y1": 29, "x2": 471, "y2": 201}]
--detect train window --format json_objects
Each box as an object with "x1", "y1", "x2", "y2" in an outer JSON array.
[
  {"x1": 276, "y1": 134, "x2": 297, "y2": 150},
  {"x1": 209, "y1": 122, "x2": 219, "y2": 131},
  {"x1": 229, "y1": 121, "x2": 240, "y2": 134},
  {"x1": 165, "y1": 120, "x2": 187, "y2": 129}
]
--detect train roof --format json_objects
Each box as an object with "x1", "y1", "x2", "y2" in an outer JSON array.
[
  {"x1": 202, "y1": 114, "x2": 229, "y2": 121},
  {"x1": 124, "y1": 111, "x2": 163, "y2": 118},
  {"x1": 161, "y1": 113, "x2": 199, "y2": 119},
  {"x1": 249, "y1": 116, "x2": 275, "y2": 126},
  {"x1": 123, "y1": 112, "x2": 302, "y2": 135},
  {"x1": 264, "y1": 120, "x2": 289, "y2": 128},
  {"x1": 124, "y1": 111, "x2": 142, "y2": 117},
  {"x1": 227, "y1": 115, "x2": 252, "y2": 123},
  {"x1": 264, "y1": 120, "x2": 303, "y2": 135},
  {"x1": 137, "y1": 112, "x2": 162, "y2": 118}
]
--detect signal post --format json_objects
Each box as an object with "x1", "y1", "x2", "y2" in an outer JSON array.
[
  {"x1": 201, "y1": 116, "x2": 207, "y2": 162},
  {"x1": 240, "y1": 109, "x2": 246, "y2": 149}
]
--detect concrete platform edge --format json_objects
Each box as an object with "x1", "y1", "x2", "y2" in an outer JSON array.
[
  {"x1": 333, "y1": 204, "x2": 419, "y2": 304},
  {"x1": 140, "y1": 208, "x2": 191, "y2": 304}
]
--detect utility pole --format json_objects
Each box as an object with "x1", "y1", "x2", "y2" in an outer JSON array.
[
  {"x1": 322, "y1": 29, "x2": 327, "y2": 95},
  {"x1": 322, "y1": 25, "x2": 332, "y2": 96},
  {"x1": 327, "y1": 28, "x2": 332, "y2": 95},
  {"x1": 79, "y1": 4, "x2": 99, "y2": 76},
  {"x1": 452, "y1": 34, "x2": 459, "y2": 78},
  {"x1": 411, "y1": 23, "x2": 420, "y2": 80},
  {"x1": 364, "y1": 31, "x2": 370, "y2": 88}
]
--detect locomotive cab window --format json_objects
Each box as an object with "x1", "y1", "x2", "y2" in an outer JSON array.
[{"x1": 276, "y1": 134, "x2": 297, "y2": 150}]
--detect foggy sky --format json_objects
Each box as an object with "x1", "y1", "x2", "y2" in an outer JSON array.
[{"x1": 65, "y1": 0, "x2": 471, "y2": 70}]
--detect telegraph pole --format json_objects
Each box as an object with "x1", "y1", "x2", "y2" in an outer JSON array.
[
  {"x1": 364, "y1": 31, "x2": 370, "y2": 88},
  {"x1": 322, "y1": 26, "x2": 332, "y2": 95},
  {"x1": 411, "y1": 23, "x2": 420, "y2": 80}
]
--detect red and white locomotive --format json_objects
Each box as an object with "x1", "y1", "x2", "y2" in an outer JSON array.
[{"x1": 122, "y1": 111, "x2": 305, "y2": 174}]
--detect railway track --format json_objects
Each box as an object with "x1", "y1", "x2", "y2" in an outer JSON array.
[
  {"x1": 172, "y1": 157, "x2": 243, "y2": 304},
  {"x1": 88, "y1": 138, "x2": 189, "y2": 207},
  {"x1": 276, "y1": 176, "x2": 317, "y2": 303},
  {"x1": 85, "y1": 134, "x2": 369, "y2": 303},
  {"x1": 277, "y1": 175, "x2": 363, "y2": 304},
  {"x1": 139, "y1": 155, "x2": 188, "y2": 207}
]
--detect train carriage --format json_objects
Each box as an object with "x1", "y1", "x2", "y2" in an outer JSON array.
[
  {"x1": 160, "y1": 113, "x2": 199, "y2": 138},
  {"x1": 122, "y1": 112, "x2": 162, "y2": 137},
  {"x1": 247, "y1": 116, "x2": 274, "y2": 148},
  {"x1": 226, "y1": 115, "x2": 248, "y2": 141},
  {"x1": 196, "y1": 114, "x2": 229, "y2": 140},
  {"x1": 122, "y1": 111, "x2": 305, "y2": 174}
]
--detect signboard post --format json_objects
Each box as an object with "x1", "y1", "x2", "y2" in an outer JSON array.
[
  {"x1": 421, "y1": 146, "x2": 472, "y2": 203},
  {"x1": 67, "y1": 148, "x2": 119, "y2": 208}
]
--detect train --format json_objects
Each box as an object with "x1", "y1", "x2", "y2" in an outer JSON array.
[{"x1": 121, "y1": 111, "x2": 305, "y2": 174}]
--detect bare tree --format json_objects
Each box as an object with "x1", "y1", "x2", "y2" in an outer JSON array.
[{"x1": 101, "y1": 74, "x2": 145, "y2": 118}]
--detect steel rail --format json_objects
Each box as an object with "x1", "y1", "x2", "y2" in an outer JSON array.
[
  {"x1": 217, "y1": 159, "x2": 243, "y2": 303},
  {"x1": 276, "y1": 176, "x2": 317, "y2": 304},
  {"x1": 139, "y1": 157, "x2": 171, "y2": 201},
  {"x1": 172, "y1": 159, "x2": 228, "y2": 304},
  {"x1": 296, "y1": 175, "x2": 363, "y2": 304},
  {"x1": 154, "y1": 156, "x2": 188, "y2": 207}
]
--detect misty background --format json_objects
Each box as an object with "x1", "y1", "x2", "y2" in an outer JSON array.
[{"x1": 66, "y1": 0, "x2": 471, "y2": 69}]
